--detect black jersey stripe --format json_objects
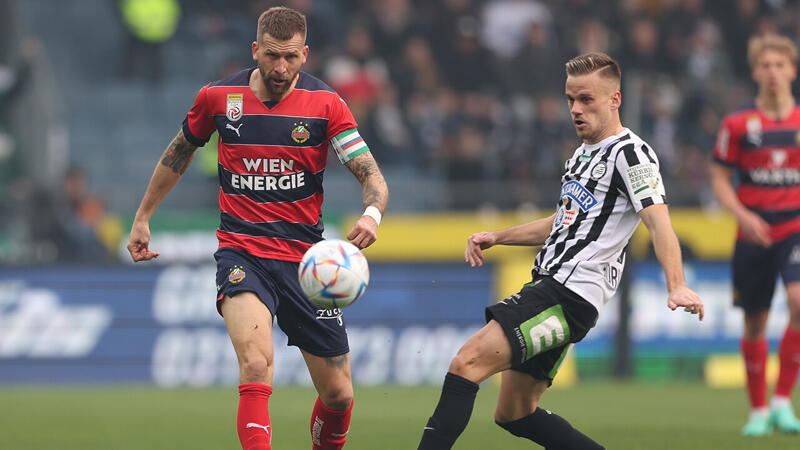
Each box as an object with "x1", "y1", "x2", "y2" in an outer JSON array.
[
  {"x1": 219, "y1": 212, "x2": 324, "y2": 242},
  {"x1": 641, "y1": 143, "x2": 657, "y2": 164},
  {"x1": 545, "y1": 143, "x2": 631, "y2": 273},
  {"x1": 622, "y1": 142, "x2": 642, "y2": 166}
]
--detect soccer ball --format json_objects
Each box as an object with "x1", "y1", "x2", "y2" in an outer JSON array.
[{"x1": 298, "y1": 239, "x2": 370, "y2": 309}]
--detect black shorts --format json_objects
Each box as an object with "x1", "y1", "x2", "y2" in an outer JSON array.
[
  {"x1": 485, "y1": 277, "x2": 598, "y2": 383},
  {"x1": 215, "y1": 247, "x2": 349, "y2": 357},
  {"x1": 733, "y1": 233, "x2": 800, "y2": 312}
]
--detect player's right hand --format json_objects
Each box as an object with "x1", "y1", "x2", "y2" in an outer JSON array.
[
  {"x1": 127, "y1": 221, "x2": 160, "y2": 262},
  {"x1": 737, "y1": 209, "x2": 772, "y2": 248},
  {"x1": 465, "y1": 232, "x2": 496, "y2": 268}
]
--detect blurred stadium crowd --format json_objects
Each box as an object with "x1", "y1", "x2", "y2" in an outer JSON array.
[{"x1": 2, "y1": 0, "x2": 800, "y2": 263}]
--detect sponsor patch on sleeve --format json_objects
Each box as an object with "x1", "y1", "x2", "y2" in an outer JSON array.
[{"x1": 626, "y1": 163, "x2": 665, "y2": 200}]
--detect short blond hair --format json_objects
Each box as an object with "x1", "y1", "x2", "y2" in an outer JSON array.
[
  {"x1": 748, "y1": 34, "x2": 797, "y2": 68},
  {"x1": 565, "y1": 52, "x2": 621, "y2": 83}
]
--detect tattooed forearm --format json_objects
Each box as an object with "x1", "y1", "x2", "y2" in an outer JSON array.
[
  {"x1": 160, "y1": 130, "x2": 199, "y2": 175},
  {"x1": 325, "y1": 354, "x2": 349, "y2": 369},
  {"x1": 346, "y1": 153, "x2": 379, "y2": 184},
  {"x1": 346, "y1": 153, "x2": 389, "y2": 211}
]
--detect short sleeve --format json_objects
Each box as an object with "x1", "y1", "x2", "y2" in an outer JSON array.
[
  {"x1": 615, "y1": 143, "x2": 667, "y2": 212},
  {"x1": 325, "y1": 94, "x2": 358, "y2": 140},
  {"x1": 712, "y1": 116, "x2": 739, "y2": 167},
  {"x1": 182, "y1": 83, "x2": 216, "y2": 147}
]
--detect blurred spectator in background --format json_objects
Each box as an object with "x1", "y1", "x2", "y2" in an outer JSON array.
[
  {"x1": 117, "y1": 0, "x2": 181, "y2": 84},
  {"x1": 0, "y1": 37, "x2": 38, "y2": 188},
  {"x1": 54, "y1": 167, "x2": 117, "y2": 263},
  {"x1": 507, "y1": 21, "x2": 565, "y2": 99},
  {"x1": 481, "y1": 0, "x2": 552, "y2": 60},
  {"x1": 11, "y1": 0, "x2": 800, "y2": 265},
  {"x1": 324, "y1": 25, "x2": 389, "y2": 121}
]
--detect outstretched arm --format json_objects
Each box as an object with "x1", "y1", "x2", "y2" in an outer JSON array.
[
  {"x1": 465, "y1": 213, "x2": 556, "y2": 267},
  {"x1": 639, "y1": 204, "x2": 704, "y2": 321},
  {"x1": 344, "y1": 151, "x2": 389, "y2": 249},
  {"x1": 127, "y1": 129, "x2": 199, "y2": 261}
]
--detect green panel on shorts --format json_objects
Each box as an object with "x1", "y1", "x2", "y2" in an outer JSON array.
[
  {"x1": 548, "y1": 344, "x2": 572, "y2": 379},
  {"x1": 519, "y1": 304, "x2": 571, "y2": 361}
]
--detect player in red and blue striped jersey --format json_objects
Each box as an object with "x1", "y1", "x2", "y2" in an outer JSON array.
[
  {"x1": 127, "y1": 7, "x2": 388, "y2": 450},
  {"x1": 711, "y1": 34, "x2": 800, "y2": 437}
]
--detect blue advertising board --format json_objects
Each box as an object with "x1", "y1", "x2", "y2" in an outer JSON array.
[
  {"x1": 1, "y1": 261, "x2": 785, "y2": 385},
  {"x1": 0, "y1": 263, "x2": 492, "y2": 386}
]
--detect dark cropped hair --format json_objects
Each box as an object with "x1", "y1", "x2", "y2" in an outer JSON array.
[
  {"x1": 565, "y1": 52, "x2": 621, "y2": 83},
  {"x1": 257, "y1": 6, "x2": 307, "y2": 42}
]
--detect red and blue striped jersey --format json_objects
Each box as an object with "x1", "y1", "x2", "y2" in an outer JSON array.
[
  {"x1": 182, "y1": 69, "x2": 358, "y2": 261},
  {"x1": 713, "y1": 105, "x2": 800, "y2": 242}
]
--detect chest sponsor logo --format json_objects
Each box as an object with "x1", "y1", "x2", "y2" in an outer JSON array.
[
  {"x1": 291, "y1": 122, "x2": 311, "y2": 143},
  {"x1": 232, "y1": 158, "x2": 306, "y2": 191},
  {"x1": 560, "y1": 181, "x2": 597, "y2": 212},
  {"x1": 748, "y1": 168, "x2": 800, "y2": 185},
  {"x1": 226, "y1": 93, "x2": 243, "y2": 122}
]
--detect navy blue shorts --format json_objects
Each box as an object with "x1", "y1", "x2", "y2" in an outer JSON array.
[
  {"x1": 733, "y1": 233, "x2": 800, "y2": 312},
  {"x1": 215, "y1": 247, "x2": 349, "y2": 357}
]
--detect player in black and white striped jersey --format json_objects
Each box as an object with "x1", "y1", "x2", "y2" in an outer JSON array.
[
  {"x1": 417, "y1": 53, "x2": 704, "y2": 450},
  {"x1": 534, "y1": 118, "x2": 668, "y2": 316}
]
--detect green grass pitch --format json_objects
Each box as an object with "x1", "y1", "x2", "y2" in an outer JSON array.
[{"x1": 0, "y1": 381, "x2": 798, "y2": 449}]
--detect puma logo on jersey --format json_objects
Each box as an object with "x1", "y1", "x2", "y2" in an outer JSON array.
[{"x1": 226, "y1": 123, "x2": 243, "y2": 137}]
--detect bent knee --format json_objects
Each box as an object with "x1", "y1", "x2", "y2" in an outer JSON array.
[
  {"x1": 320, "y1": 387, "x2": 353, "y2": 411},
  {"x1": 448, "y1": 348, "x2": 480, "y2": 376},
  {"x1": 239, "y1": 352, "x2": 273, "y2": 382}
]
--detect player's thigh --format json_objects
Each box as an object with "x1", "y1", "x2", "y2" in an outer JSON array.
[
  {"x1": 495, "y1": 370, "x2": 549, "y2": 423},
  {"x1": 733, "y1": 240, "x2": 778, "y2": 311},
  {"x1": 302, "y1": 349, "x2": 353, "y2": 409},
  {"x1": 221, "y1": 292, "x2": 275, "y2": 368},
  {"x1": 450, "y1": 320, "x2": 513, "y2": 382}
]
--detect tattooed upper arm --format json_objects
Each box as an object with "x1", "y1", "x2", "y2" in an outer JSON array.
[{"x1": 160, "y1": 129, "x2": 199, "y2": 175}]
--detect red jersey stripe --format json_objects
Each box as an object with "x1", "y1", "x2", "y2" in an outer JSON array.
[
  {"x1": 217, "y1": 230, "x2": 311, "y2": 262},
  {"x1": 738, "y1": 184, "x2": 800, "y2": 210},
  {"x1": 219, "y1": 191, "x2": 323, "y2": 224}
]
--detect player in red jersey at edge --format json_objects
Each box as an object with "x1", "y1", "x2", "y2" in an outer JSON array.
[
  {"x1": 127, "y1": 7, "x2": 389, "y2": 449},
  {"x1": 711, "y1": 34, "x2": 800, "y2": 437}
]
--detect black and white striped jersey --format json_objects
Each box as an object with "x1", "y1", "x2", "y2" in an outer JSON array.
[{"x1": 533, "y1": 128, "x2": 666, "y2": 314}]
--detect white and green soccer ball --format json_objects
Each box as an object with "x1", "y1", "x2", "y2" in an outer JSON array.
[{"x1": 298, "y1": 239, "x2": 370, "y2": 309}]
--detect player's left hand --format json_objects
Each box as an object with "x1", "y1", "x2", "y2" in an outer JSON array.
[
  {"x1": 346, "y1": 215, "x2": 378, "y2": 249},
  {"x1": 667, "y1": 285, "x2": 704, "y2": 321}
]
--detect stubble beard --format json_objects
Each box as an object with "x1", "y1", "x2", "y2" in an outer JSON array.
[{"x1": 261, "y1": 69, "x2": 298, "y2": 98}]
